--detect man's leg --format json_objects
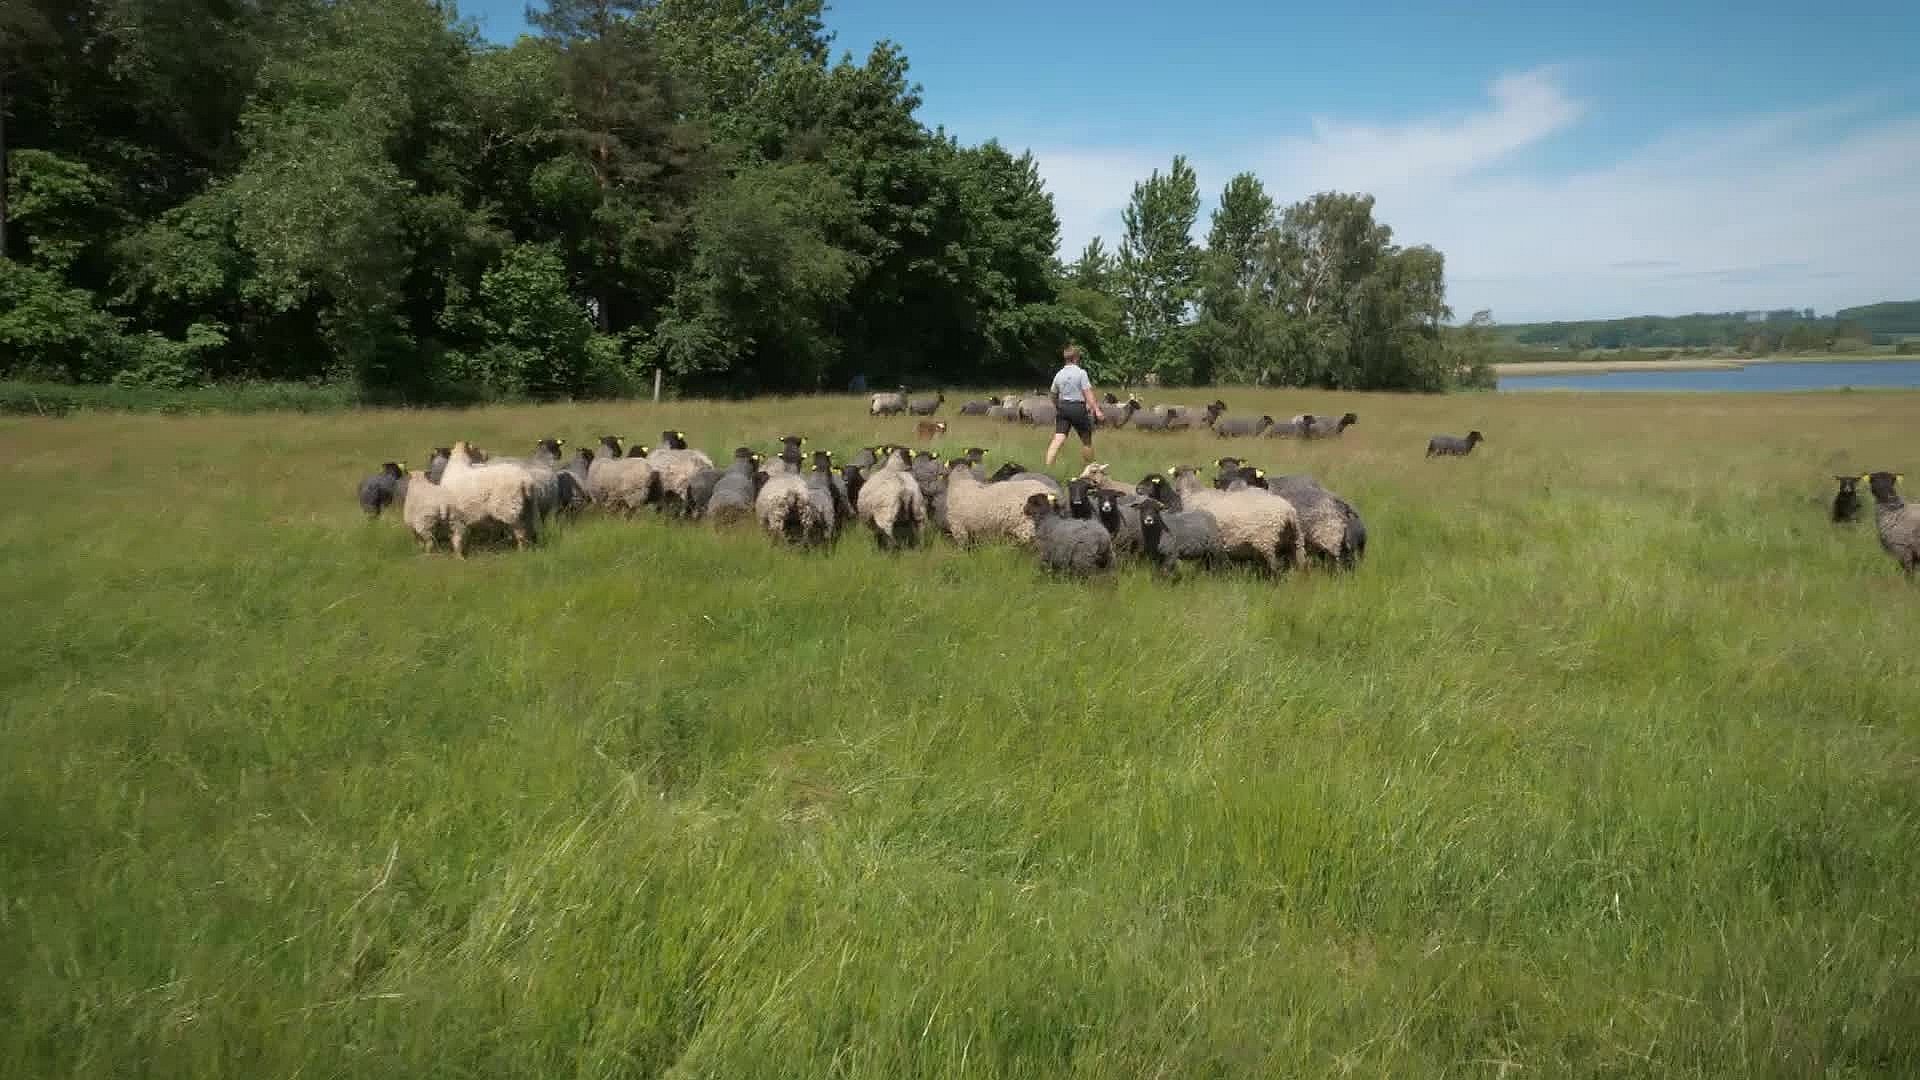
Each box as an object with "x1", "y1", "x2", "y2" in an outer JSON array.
[{"x1": 1044, "y1": 432, "x2": 1068, "y2": 466}]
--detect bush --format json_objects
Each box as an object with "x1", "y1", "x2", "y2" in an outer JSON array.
[{"x1": 0, "y1": 381, "x2": 360, "y2": 416}]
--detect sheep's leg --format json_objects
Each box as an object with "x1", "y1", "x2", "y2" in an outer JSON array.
[{"x1": 450, "y1": 525, "x2": 467, "y2": 559}]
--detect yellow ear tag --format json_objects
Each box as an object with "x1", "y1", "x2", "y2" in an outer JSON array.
[
  {"x1": 1862, "y1": 474, "x2": 1872, "y2": 482},
  {"x1": 1255, "y1": 469, "x2": 1265, "y2": 478}
]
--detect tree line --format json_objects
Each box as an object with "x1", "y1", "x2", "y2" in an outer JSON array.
[
  {"x1": 0, "y1": 0, "x2": 1486, "y2": 399},
  {"x1": 1499, "y1": 300, "x2": 1920, "y2": 355}
]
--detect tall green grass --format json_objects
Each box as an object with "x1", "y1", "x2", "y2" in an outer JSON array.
[{"x1": 3, "y1": 389, "x2": 1918, "y2": 1076}]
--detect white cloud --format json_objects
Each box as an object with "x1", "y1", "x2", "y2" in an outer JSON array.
[{"x1": 1017, "y1": 68, "x2": 1920, "y2": 321}]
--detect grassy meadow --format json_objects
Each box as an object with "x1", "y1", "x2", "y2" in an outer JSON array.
[{"x1": 3, "y1": 387, "x2": 1919, "y2": 1077}]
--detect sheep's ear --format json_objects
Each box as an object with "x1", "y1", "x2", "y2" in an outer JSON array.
[
  {"x1": 1900, "y1": 474, "x2": 1907, "y2": 483},
  {"x1": 1862, "y1": 474, "x2": 1872, "y2": 482},
  {"x1": 1165, "y1": 466, "x2": 1175, "y2": 476},
  {"x1": 1047, "y1": 493, "x2": 1058, "y2": 506},
  {"x1": 1254, "y1": 469, "x2": 1265, "y2": 479}
]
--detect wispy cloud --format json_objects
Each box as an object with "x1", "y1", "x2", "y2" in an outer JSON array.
[{"x1": 1017, "y1": 68, "x2": 1920, "y2": 321}]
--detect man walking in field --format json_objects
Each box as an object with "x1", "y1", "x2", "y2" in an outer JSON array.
[{"x1": 1044, "y1": 345, "x2": 1104, "y2": 468}]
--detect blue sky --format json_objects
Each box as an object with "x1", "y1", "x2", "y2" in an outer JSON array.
[{"x1": 466, "y1": 2, "x2": 1920, "y2": 323}]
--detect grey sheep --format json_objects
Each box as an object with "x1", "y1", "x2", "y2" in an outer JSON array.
[
  {"x1": 1099, "y1": 397, "x2": 1143, "y2": 428},
  {"x1": 1427, "y1": 431, "x2": 1485, "y2": 457},
  {"x1": 1267, "y1": 414, "x2": 1313, "y2": 439},
  {"x1": 1130, "y1": 409, "x2": 1172, "y2": 432},
  {"x1": 1212, "y1": 414, "x2": 1275, "y2": 438},
  {"x1": 691, "y1": 448, "x2": 757, "y2": 518},
  {"x1": 1024, "y1": 401, "x2": 1057, "y2": 427},
  {"x1": 1023, "y1": 492, "x2": 1113, "y2": 576},
  {"x1": 1306, "y1": 412, "x2": 1359, "y2": 438},
  {"x1": 358, "y1": 462, "x2": 405, "y2": 517},
  {"x1": 1137, "y1": 497, "x2": 1224, "y2": 579},
  {"x1": 586, "y1": 436, "x2": 659, "y2": 513},
  {"x1": 702, "y1": 450, "x2": 764, "y2": 525},
  {"x1": 908, "y1": 391, "x2": 945, "y2": 416},
  {"x1": 1831, "y1": 475, "x2": 1862, "y2": 524},
  {"x1": 803, "y1": 459, "x2": 841, "y2": 545},
  {"x1": 1093, "y1": 488, "x2": 1147, "y2": 555},
  {"x1": 425, "y1": 447, "x2": 452, "y2": 483},
  {"x1": 959, "y1": 396, "x2": 1000, "y2": 415},
  {"x1": 986, "y1": 403, "x2": 1018, "y2": 421},
  {"x1": 1868, "y1": 471, "x2": 1919, "y2": 576}
]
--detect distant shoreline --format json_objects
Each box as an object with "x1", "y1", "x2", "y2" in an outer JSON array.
[{"x1": 1495, "y1": 354, "x2": 1907, "y2": 376}]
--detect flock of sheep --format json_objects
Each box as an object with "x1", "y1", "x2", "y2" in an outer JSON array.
[{"x1": 351, "y1": 391, "x2": 1917, "y2": 579}]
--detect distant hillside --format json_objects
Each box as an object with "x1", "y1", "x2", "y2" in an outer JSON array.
[
  {"x1": 1495, "y1": 300, "x2": 1919, "y2": 351},
  {"x1": 1836, "y1": 301, "x2": 1920, "y2": 342}
]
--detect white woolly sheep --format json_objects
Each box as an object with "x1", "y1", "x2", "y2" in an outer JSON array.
[
  {"x1": 1170, "y1": 466, "x2": 1304, "y2": 574},
  {"x1": 755, "y1": 452, "x2": 825, "y2": 544},
  {"x1": 586, "y1": 437, "x2": 658, "y2": 514},
  {"x1": 870, "y1": 388, "x2": 909, "y2": 416},
  {"x1": 400, "y1": 470, "x2": 451, "y2": 552},
  {"x1": 439, "y1": 441, "x2": 539, "y2": 556},
  {"x1": 943, "y1": 460, "x2": 1056, "y2": 547}
]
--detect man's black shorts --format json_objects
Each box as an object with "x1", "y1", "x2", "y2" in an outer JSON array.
[{"x1": 1055, "y1": 400, "x2": 1094, "y2": 444}]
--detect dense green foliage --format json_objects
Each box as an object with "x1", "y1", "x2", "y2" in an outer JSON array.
[
  {"x1": 1497, "y1": 300, "x2": 1920, "y2": 354},
  {"x1": 5, "y1": 391, "x2": 1920, "y2": 1074},
  {"x1": 2, "y1": 0, "x2": 1479, "y2": 396}
]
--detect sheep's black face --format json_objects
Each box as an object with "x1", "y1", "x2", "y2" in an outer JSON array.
[
  {"x1": 536, "y1": 438, "x2": 562, "y2": 457},
  {"x1": 1467, "y1": 431, "x2": 1485, "y2": 444},
  {"x1": 1066, "y1": 480, "x2": 1094, "y2": 519},
  {"x1": 989, "y1": 463, "x2": 1024, "y2": 482},
  {"x1": 732, "y1": 446, "x2": 756, "y2": 460},
  {"x1": 1834, "y1": 476, "x2": 1859, "y2": 495},
  {"x1": 1215, "y1": 457, "x2": 1242, "y2": 472},
  {"x1": 1023, "y1": 493, "x2": 1057, "y2": 519},
  {"x1": 1340, "y1": 412, "x2": 1360, "y2": 426},
  {"x1": 599, "y1": 436, "x2": 623, "y2": 456},
  {"x1": 964, "y1": 447, "x2": 988, "y2": 462},
  {"x1": 660, "y1": 430, "x2": 687, "y2": 449},
  {"x1": 779, "y1": 435, "x2": 805, "y2": 449},
  {"x1": 576, "y1": 449, "x2": 595, "y2": 465},
  {"x1": 918, "y1": 450, "x2": 938, "y2": 462},
  {"x1": 811, "y1": 450, "x2": 835, "y2": 470},
  {"x1": 1868, "y1": 471, "x2": 1902, "y2": 501},
  {"x1": 380, "y1": 462, "x2": 404, "y2": 479},
  {"x1": 1136, "y1": 475, "x2": 1171, "y2": 501},
  {"x1": 1137, "y1": 500, "x2": 1164, "y2": 532}
]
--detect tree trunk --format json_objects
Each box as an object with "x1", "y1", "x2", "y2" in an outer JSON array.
[{"x1": 1, "y1": 69, "x2": 10, "y2": 259}]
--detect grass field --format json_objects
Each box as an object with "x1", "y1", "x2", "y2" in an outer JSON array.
[{"x1": 4, "y1": 388, "x2": 1919, "y2": 1077}]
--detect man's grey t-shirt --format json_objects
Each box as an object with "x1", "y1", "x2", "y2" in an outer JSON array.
[{"x1": 1050, "y1": 364, "x2": 1091, "y2": 404}]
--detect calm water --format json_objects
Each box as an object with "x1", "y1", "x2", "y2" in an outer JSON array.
[{"x1": 1499, "y1": 359, "x2": 1920, "y2": 393}]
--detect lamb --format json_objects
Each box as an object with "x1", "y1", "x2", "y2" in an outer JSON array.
[
  {"x1": 959, "y1": 396, "x2": 1000, "y2": 416},
  {"x1": 1831, "y1": 475, "x2": 1863, "y2": 524},
  {"x1": 915, "y1": 420, "x2": 948, "y2": 441},
  {"x1": 438, "y1": 441, "x2": 538, "y2": 556},
  {"x1": 1306, "y1": 412, "x2": 1359, "y2": 438},
  {"x1": 702, "y1": 450, "x2": 764, "y2": 525},
  {"x1": 907, "y1": 392, "x2": 945, "y2": 416},
  {"x1": 1867, "y1": 472, "x2": 1918, "y2": 576},
  {"x1": 1212, "y1": 414, "x2": 1275, "y2": 438},
  {"x1": 1169, "y1": 466, "x2": 1304, "y2": 574},
  {"x1": 755, "y1": 451, "x2": 825, "y2": 545},
  {"x1": 1023, "y1": 492, "x2": 1114, "y2": 575},
  {"x1": 400, "y1": 470, "x2": 451, "y2": 553},
  {"x1": 648, "y1": 434, "x2": 717, "y2": 517},
  {"x1": 943, "y1": 460, "x2": 1057, "y2": 546},
  {"x1": 586, "y1": 437, "x2": 659, "y2": 514},
  {"x1": 854, "y1": 447, "x2": 927, "y2": 550},
  {"x1": 425, "y1": 447, "x2": 452, "y2": 483},
  {"x1": 1427, "y1": 431, "x2": 1485, "y2": 457},
  {"x1": 870, "y1": 388, "x2": 909, "y2": 416},
  {"x1": 358, "y1": 462, "x2": 405, "y2": 517},
  {"x1": 1136, "y1": 497, "x2": 1224, "y2": 579}
]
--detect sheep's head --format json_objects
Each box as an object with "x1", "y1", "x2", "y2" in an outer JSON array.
[
  {"x1": 1023, "y1": 492, "x2": 1059, "y2": 519},
  {"x1": 811, "y1": 450, "x2": 835, "y2": 471},
  {"x1": 988, "y1": 462, "x2": 1026, "y2": 482},
  {"x1": 1338, "y1": 412, "x2": 1360, "y2": 429},
  {"x1": 1298, "y1": 413, "x2": 1316, "y2": 429},
  {"x1": 1075, "y1": 462, "x2": 1112, "y2": 487},
  {"x1": 1137, "y1": 498, "x2": 1165, "y2": 533},
  {"x1": 1867, "y1": 471, "x2": 1904, "y2": 501},
  {"x1": 1136, "y1": 473, "x2": 1173, "y2": 502},
  {"x1": 536, "y1": 438, "x2": 563, "y2": 457},
  {"x1": 1834, "y1": 475, "x2": 1860, "y2": 495},
  {"x1": 779, "y1": 434, "x2": 806, "y2": 449},
  {"x1": 1169, "y1": 466, "x2": 1205, "y2": 493},
  {"x1": 918, "y1": 449, "x2": 939, "y2": 462},
  {"x1": 429, "y1": 446, "x2": 451, "y2": 462},
  {"x1": 988, "y1": 395, "x2": 1002, "y2": 405},
  {"x1": 1466, "y1": 430, "x2": 1485, "y2": 445},
  {"x1": 1066, "y1": 479, "x2": 1095, "y2": 519},
  {"x1": 379, "y1": 462, "x2": 404, "y2": 479},
  {"x1": 1206, "y1": 400, "x2": 1227, "y2": 416},
  {"x1": 575, "y1": 448, "x2": 595, "y2": 465},
  {"x1": 598, "y1": 435, "x2": 624, "y2": 457},
  {"x1": 1126, "y1": 396, "x2": 1144, "y2": 411},
  {"x1": 964, "y1": 447, "x2": 989, "y2": 463},
  {"x1": 1215, "y1": 456, "x2": 1243, "y2": 472}
]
